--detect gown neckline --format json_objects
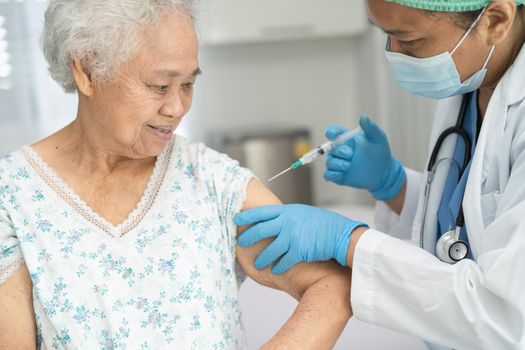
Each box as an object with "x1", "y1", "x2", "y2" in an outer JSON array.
[{"x1": 19, "y1": 140, "x2": 174, "y2": 238}]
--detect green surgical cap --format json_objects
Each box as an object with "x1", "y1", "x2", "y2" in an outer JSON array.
[{"x1": 384, "y1": 0, "x2": 525, "y2": 12}]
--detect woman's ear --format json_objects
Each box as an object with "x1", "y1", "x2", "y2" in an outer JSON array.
[
  {"x1": 484, "y1": 0, "x2": 517, "y2": 45},
  {"x1": 71, "y1": 57, "x2": 94, "y2": 96}
]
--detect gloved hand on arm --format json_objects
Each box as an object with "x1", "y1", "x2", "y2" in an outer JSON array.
[
  {"x1": 324, "y1": 115, "x2": 406, "y2": 201},
  {"x1": 235, "y1": 204, "x2": 368, "y2": 274}
]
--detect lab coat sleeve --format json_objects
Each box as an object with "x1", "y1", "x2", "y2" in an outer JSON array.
[
  {"x1": 373, "y1": 168, "x2": 421, "y2": 240},
  {"x1": 351, "y1": 212, "x2": 525, "y2": 350}
]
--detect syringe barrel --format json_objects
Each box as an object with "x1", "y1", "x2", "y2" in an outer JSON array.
[
  {"x1": 299, "y1": 146, "x2": 325, "y2": 165},
  {"x1": 298, "y1": 126, "x2": 362, "y2": 166},
  {"x1": 332, "y1": 127, "x2": 363, "y2": 147}
]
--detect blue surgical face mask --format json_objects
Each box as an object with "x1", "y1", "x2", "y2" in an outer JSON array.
[{"x1": 384, "y1": 7, "x2": 495, "y2": 100}]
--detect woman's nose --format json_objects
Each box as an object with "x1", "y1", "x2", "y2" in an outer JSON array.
[{"x1": 159, "y1": 90, "x2": 185, "y2": 118}]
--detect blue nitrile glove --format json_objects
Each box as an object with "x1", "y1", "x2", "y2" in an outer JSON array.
[
  {"x1": 324, "y1": 115, "x2": 406, "y2": 201},
  {"x1": 235, "y1": 204, "x2": 368, "y2": 274}
]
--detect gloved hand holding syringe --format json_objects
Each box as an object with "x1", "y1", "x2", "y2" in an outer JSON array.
[{"x1": 268, "y1": 126, "x2": 363, "y2": 182}]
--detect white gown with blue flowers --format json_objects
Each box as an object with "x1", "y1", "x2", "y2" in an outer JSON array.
[{"x1": 0, "y1": 136, "x2": 253, "y2": 349}]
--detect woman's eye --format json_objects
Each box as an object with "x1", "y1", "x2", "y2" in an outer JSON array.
[
  {"x1": 155, "y1": 85, "x2": 169, "y2": 93},
  {"x1": 148, "y1": 84, "x2": 169, "y2": 93}
]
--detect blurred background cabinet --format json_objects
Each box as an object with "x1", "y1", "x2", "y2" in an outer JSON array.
[
  {"x1": 199, "y1": 0, "x2": 368, "y2": 45},
  {"x1": 211, "y1": 128, "x2": 313, "y2": 204}
]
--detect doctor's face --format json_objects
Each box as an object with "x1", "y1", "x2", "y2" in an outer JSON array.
[{"x1": 366, "y1": 0, "x2": 493, "y2": 83}]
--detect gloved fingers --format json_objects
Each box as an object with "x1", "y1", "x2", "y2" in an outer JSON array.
[
  {"x1": 325, "y1": 124, "x2": 349, "y2": 141},
  {"x1": 234, "y1": 205, "x2": 284, "y2": 226},
  {"x1": 237, "y1": 219, "x2": 281, "y2": 247},
  {"x1": 254, "y1": 237, "x2": 289, "y2": 270},
  {"x1": 359, "y1": 115, "x2": 387, "y2": 143},
  {"x1": 326, "y1": 156, "x2": 351, "y2": 172},
  {"x1": 329, "y1": 144, "x2": 354, "y2": 161},
  {"x1": 324, "y1": 170, "x2": 345, "y2": 185},
  {"x1": 271, "y1": 252, "x2": 301, "y2": 275}
]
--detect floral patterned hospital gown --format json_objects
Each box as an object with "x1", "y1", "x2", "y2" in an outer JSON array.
[{"x1": 0, "y1": 136, "x2": 254, "y2": 349}]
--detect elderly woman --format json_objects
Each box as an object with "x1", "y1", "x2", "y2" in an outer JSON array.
[{"x1": 0, "y1": 1, "x2": 352, "y2": 349}]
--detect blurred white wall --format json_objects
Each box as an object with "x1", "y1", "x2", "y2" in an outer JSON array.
[{"x1": 186, "y1": 26, "x2": 436, "y2": 206}]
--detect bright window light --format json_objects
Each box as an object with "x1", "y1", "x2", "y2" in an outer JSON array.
[{"x1": 0, "y1": 14, "x2": 11, "y2": 88}]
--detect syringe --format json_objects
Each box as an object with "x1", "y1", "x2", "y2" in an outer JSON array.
[{"x1": 268, "y1": 126, "x2": 362, "y2": 182}]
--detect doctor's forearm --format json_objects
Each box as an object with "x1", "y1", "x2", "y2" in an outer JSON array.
[
  {"x1": 261, "y1": 271, "x2": 351, "y2": 349},
  {"x1": 384, "y1": 179, "x2": 407, "y2": 215}
]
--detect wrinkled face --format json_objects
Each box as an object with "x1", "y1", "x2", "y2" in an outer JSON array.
[
  {"x1": 366, "y1": 0, "x2": 492, "y2": 82},
  {"x1": 87, "y1": 10, "x2": 200, "y2": 158}
]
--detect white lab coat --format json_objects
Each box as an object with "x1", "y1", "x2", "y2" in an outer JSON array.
[{"x1": 351, "y1": 43, "x2": 525, "y2": 350}]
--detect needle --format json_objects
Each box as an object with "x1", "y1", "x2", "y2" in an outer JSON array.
[
  {"x1": 268, "y1": 166, "x2": 293, "y2": 182},
  {"x1": 267, "y1": 126, "x2": 362, "y2": 182}
]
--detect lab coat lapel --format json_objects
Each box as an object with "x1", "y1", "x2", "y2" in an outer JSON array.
[{"x1": 464, "y1": 44, "x2": 525, "y2": 258}]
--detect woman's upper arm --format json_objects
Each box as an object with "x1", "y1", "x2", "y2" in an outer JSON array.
[
  {"x1": 0, "y1": 264, "x2": 36, "y2": 349},
  {"x1": 0, "y1": 200, "x2": 36, "y2": 348},
  {"x1": 236, "y1": 178, "x2": 347, "y2": 299}
]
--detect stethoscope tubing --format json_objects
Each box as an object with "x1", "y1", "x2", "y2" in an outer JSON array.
[{"x1": 419, "y1": 94, "x2": 472, "y2": 254}]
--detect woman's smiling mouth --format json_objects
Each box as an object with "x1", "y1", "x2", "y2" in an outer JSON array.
[{"x1": 147, "y1": 124, "x2": 175, "y2": 141}]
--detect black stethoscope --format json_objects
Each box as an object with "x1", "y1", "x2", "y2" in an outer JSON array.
[{"x1": 420, "y1": 93, "x2": 473, "y2": 264}]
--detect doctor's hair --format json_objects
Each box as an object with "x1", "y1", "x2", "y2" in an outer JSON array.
[
  {"x1": 425, "y1": 8, "x2": 483, "y2": 30},
  {"x1": 42, "y1": 0, "x2": 196, "y2": 93},
  {"x1": 431, "y1": 4, "x2": 525, "y2": 31},
  {"x1": 450, "y1": 9, "x2": 484, "y2": 30}
]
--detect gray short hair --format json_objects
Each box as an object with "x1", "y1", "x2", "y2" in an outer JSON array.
[{"x1": 42, "y1": 0, "x2": 196, "y2": 93}]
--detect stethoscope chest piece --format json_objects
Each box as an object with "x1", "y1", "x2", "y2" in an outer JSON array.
[{"x1": 436, "y1": 227, "x2": 469, "y2": 264}]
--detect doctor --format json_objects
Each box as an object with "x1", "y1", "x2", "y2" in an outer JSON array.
[{"x1": 235, "y1": 0, "x2": 525, "y2": 349}]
